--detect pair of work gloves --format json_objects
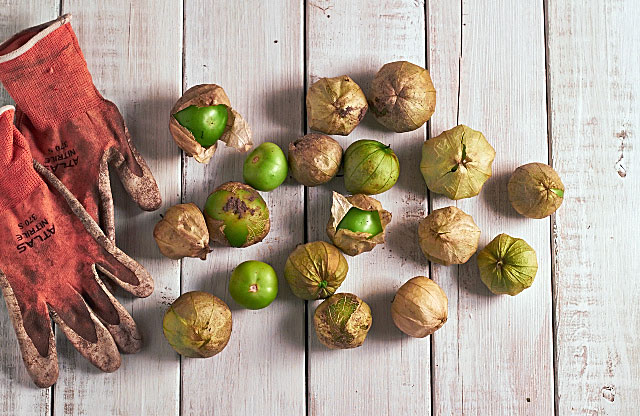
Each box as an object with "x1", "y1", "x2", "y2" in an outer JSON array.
[{"x1": 0, "y1": 14, "x2": 161, "y2": 387}]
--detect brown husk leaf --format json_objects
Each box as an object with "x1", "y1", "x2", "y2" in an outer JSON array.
[
  {"x1": 326, "y1": 192, "x2": 392, "y2": 256},
  {"x1": 369, "y1": 61, "x2": 436, "y2": 133},
  {"x1": 313, "y1": 293, "x2": 372, "y2": 349},
  {"x1": 306, "y1": 75, "x2": 368, "y2": 136},
  {"x1": 418, "y1": 206, "x2": 480, "y2": 266},
  {"x1": 153, "y1": 203, "x2": 211, "y2": 260},
  {"x1": 288, "y1": 134, "x2": 343, "y2": 186},
  {"x1": 169, "y1": 84, "x2": 252, "y2": 164},
  {"x1": 391, "y1": 276, "x2": 448, "y2": 338},
  {"x1": 508, "y1": 162, "x2": 565, "y2": 218}
]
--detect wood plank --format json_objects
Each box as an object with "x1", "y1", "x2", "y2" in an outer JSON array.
[
  {"x1": 181, "y1": 1, "x2": 305, "y2": 414},
  {"x1": 0, "y1": 2, "x2": 58, "y2": 415},
  {"x1": 306, "y1": 1, "x2": 431, "y2": 414},
  {"x1": 428, "y1": 0, "x2": 554, "y2": 414},
  {"x1": 53, "y1": 3, "x2": 182, "y2": 415},
  {"x1": 547, "y1": 0, "x2": 640, "y2": 414}
]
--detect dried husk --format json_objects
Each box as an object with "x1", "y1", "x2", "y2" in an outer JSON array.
[
  {"x1": 391, "y1": 276, "x2": 448, "y2": 338},
  {"x1": 153, "y1": 203, "x2": 211, "y2": 260},
  {"x1": 477, "y1": 233, "x2": 538, "y2": 296},
  {"x1": 204, "y1": 182, "x2": 270, "y2": 248},
  {"x1": 313, "y1": 293, "x2": 372, "y2": 349},
  {"x1": 508, "y1": 162, "x2": 565, "y2": 219},
  {"x1": 418, "y1": 206, "x2": 480, "y2": 266},
  {"x1": 170, "y1": 84, "x2": 253, "y2": 164},
  {"x1": 420, "y1": 125, "x2": 495, "y2": 200},
  {"x1": 162, "y1": 291, "x2": 232, "y2": 358},
  {"x1": 369, "y1": 61, "x2": 436, "y2": 132},
  {"x1": 284, "y1": 241, "x2": 348, "y2": 300},
  {"x1": 326, "y1": 192, "x2": 392, "y2": 256},
  {"x1": 288, "y1": 134, "x2": 343, "y2": 186},
  {"x1": 306, "y1": 75, "x2": 368, "y2": 136}
]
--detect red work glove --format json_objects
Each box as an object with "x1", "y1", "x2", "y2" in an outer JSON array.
[
  {"x1": 0, "y1": 106, "x2": 153, "y2": 388},
  {"x1": 0, "y1": 14, "x2": 161, "y2": 241}
]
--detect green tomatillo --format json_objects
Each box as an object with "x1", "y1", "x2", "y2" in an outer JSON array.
[
  {"x1": 229, "y1": 260, "x2": 278, "y2": 310},
  {"x1": 243, "y1": 142, "x2": 288, "y2": 191},
  {"x1": 477, "y1": 233, "x2": 538, "y2": 296},
  {"x1": 203, "y1": 182, "x2": 270, "y2": 248},
  {"x1": 337, "y1": 208, "x2": 383, "y2": 236},
  {"x1": 173, "y1": 104, "x2": 228, "y2": 148},
  {"x1": 344, "y1": 139, "x2": 400, "y2": 195},
  {"x1": 327, "y1": 192, "x2": 392, "y2": 256}
]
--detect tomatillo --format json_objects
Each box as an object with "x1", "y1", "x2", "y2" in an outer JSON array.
[
  {"x1": 337, "y1": 207, "x2": 383, "y2": 237},
  {"x1": 173, "y1": 104, "x2": 228, "y2": 148},
  {"x1": 229, "y1": 260, "x2": 278, "y2": 309},
  {"x1": 243, "y1": 142, "x2": 288, "y2": 191}
]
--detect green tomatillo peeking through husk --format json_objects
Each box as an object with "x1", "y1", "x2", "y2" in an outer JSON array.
[
  {"x1": 170, "y1": 84, "x2": 253, "y2": 164},
  {"x1": 153, "y1": 203, "x2": 211, "y2": 260},
  {"x1": 418, "y1": 206, "x2": 480, "y2": 266},
  {"x1": 203, "y1": 182, "x2": 270, "y2": 248},
  {"x1": 288, "y1": 134, "x2": 343, "y2": 186},
  {"x1": 508, "y1": 162, "x2": 565, "y2": 218},
  {"x1": 369, "y1": 61, "x2": 436, "y2": 132},
  {"x1": 326, "y1": 192, "x2": 392, "y2": 256},
  {"x1": 162, "y1": 291, "x2": 232, "y2": 358},
  {"x1": 420, "y1": 125, "x2": 495, "y2": 200},
  {"x1": 477, "y1": 233, "x2": 538, "y2": 296},
  {"x1": 313, "y1": 293, "x2": 372, "y2": 349},
  {"x1": 284, "y1": 241, "x2": 348, "y2": 300},
  {"x1": 306, "y1": 75, "x2": 368, "y2": 136},
  {"x1": 344, "y1": 139, "x2": 400, "y2": 195},
  {"x1": 391, "y1": 276, "x2": 448, "y2": 338}
]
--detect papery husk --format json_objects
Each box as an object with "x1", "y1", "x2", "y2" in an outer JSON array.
[
  {"x1": 313, "y1": 293, "x2": 372, "y2": 349},
  {"x1": 204, "y1": 182, "x2": 270, "y2": 248},
  {"x1": 391, "y1": 276, "x2": 448, "y2": 338},
  {"x1": 420, "y1": 125, "x2": 495, "y2": 200},
  {"x1": 418, "y1": 206, "x2": 480, "y2": 266},
  {"x1": 306, "y1": 75, "x2": 368, "y2": 136},
  {"x1": 284, "y1": 241, "x2": 348, "y2": 300},
  {"x1": 162, "y1": 291, "x2": 232, "y2": 358},
  {"x1": 344, "y1": 139, "x2": 400, "y2": 195},
  {"x1": 153, "y1": 203, "x2": 211, "y2": 260},
  {"x1": 369, "y1": 61, "x2": 436, "y2": 133},
  {"x1": 170, "y1": 84, "x2": 253, "y2": 164},
  {"x1": 477, "y1": 233, "x2": 538, "y2": 296},
  {"x1": 288, "y1": 134, "x2": 343, "y2": 186},
  {"x1": 326, "y1": 192, "x2": 392, "y2": 256},
  {"x1": 508, "y1": 162, "x2": 565, "y2": 219}
]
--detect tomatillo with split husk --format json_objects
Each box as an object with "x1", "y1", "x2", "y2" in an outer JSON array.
[
  {"x1": 229, "y1": 260, "x2": 278, "y2": 310},
  {"x1": 337, "y1": 208, "x2": 383, "y2": 237},
  {"x1": 173, "y1": 104, "x2": 228, "y2": 148}
]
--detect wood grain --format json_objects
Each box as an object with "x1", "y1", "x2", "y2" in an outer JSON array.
[
  {"x1": 547, "y1": 0, "x2": 640, "y2": 414},
  {"x1": 0, "y1": 2, "x2": 58, "y2": 415},
  {"x1": 306, "y1": 1, "x2": 431, "y2": 414},
  {"x1": 181, "y1": 1, "x2": 305, "y2": 414},
  {"x1": 52, "y1": 2, "x2": 183, "y2": 415},
  {"x1": 428, "y1": 0, "x2": 554, "y2": 414}
]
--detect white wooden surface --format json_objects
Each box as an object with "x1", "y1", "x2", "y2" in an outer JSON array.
[
  {"x1": 0, "y1": 1, "x2": 637, "y2": 415},
  {"x1": 547, "y1": 1, "x2": 640, "y2": 414}
]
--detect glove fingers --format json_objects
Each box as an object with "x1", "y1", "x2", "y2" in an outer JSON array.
[
  {"x1": 103, "y1": 101, "x2": 161, "y2": 212},
  {"x1": 49, "y1": 283, "x2": 120, "y2": 373},
  {"x1": 95, "y1": 246, "x2": 153, "y2": 298},
  {"x1": 95, "y1": 151, "x2": 116, "y2": 241},
  {"x1": 0, "y1": 273, "x2": 58, "y2": 388},
  {"x1": 88, "y1": 269, "x2": 143, "y2": 354}
]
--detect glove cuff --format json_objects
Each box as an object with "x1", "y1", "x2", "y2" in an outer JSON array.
[
  {"x1": 0, "y1": 14, "x2": 102, "y2": 130},
  {"x1": 0, "y1": 106, "x2": 43, "y2": 212}
]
